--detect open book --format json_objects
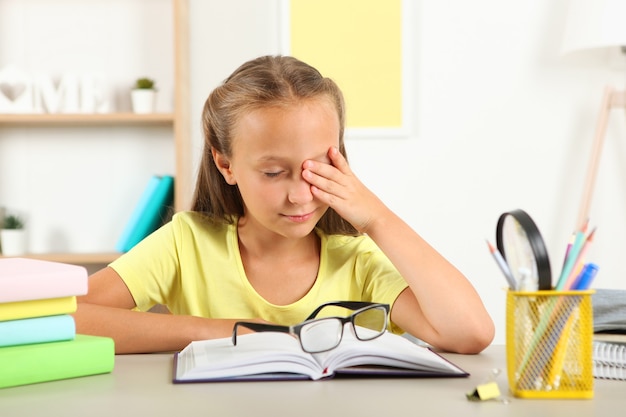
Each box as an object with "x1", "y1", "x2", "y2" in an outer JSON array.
[{"x1": 173, "y1": 327, "x2": 468, "y2": 382}]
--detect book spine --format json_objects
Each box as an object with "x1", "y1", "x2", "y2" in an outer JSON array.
[
  {"x1": 0, "y1": 334, "x2": 115, "y2": 389},
  {"x1": 0, "y1": 258, "x2": 88, "y2": 303},
  {"x1": 119, "y1": 175, "x2": 174, "y2": 252},
  {"x1": 0, "y1": 315, "x2": 75, "y2": 347},
  {"x1": 0, "y1": 296, "x2": 77, "y2": 322},
  {"x1": 115, "y1": 175, "x2": 162, "y2": 253}
]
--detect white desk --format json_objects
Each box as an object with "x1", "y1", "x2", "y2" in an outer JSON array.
[{"x1": 0, "y1": 345, "x2": 623, "y2": 416}]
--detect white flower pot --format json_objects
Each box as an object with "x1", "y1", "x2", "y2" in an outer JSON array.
[
  {"x1": 0, "y1": 229, "x2": 27, "y2": 256},
  {"x1": 131, "y1": 89, "x2": 157, "y2": 114}
]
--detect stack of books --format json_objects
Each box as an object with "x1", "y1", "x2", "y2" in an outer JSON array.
[{"x1": 0, "y1": 258, "x2": 115, "y2": 389}]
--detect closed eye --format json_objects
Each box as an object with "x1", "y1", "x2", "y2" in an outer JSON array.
[{"x1": 263, "y1": 171, "x2": 283, "y2": 178}]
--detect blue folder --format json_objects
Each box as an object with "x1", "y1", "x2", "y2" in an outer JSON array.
[{"x1": 116, "y1": 175, "x2": 174, "y2": 252}]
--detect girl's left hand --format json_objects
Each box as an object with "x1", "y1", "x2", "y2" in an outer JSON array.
[{"x1": 302, "y1": 146, "x2": 385, "y2": 233}]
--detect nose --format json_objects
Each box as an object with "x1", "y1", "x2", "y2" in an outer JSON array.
[{"x1": 288, "y1": 175, "x2": 314, "y2": 205}]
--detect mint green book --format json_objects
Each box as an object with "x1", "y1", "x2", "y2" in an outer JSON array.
[
  {"x1": 0, "y1": 315, "x2": 75, "y2": 347},
  {"x1": 0, "y1": 334, "x2": 115, "y2": 389}
]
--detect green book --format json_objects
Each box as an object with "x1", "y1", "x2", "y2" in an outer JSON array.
[{"x1": 0, "y1": 334, "x2": 115, "y2": 389}]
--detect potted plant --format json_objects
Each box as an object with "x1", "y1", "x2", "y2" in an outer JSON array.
[
  {"x1": 131, "y1": 77, "x2": 157, "y2": 114},
  {"x1": 1, "y1": 214, "x2": 27, "y2": 256}
]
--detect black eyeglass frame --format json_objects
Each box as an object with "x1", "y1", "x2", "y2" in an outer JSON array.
[{"x1": 231, "y1": 301, "x2": 390, "y2": 354}]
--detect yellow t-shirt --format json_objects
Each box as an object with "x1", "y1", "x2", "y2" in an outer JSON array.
[{"x1": 110, "y1": 211, "x2": 408, "y2": 332}]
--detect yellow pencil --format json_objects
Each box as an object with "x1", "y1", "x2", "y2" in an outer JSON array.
[{"x1": 545, "y1": 312, "x2": 576, "y2": 390}]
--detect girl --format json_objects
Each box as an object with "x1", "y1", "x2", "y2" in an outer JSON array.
[{"x1": 75, "y1": 55, "x2": 494, "y2": 354}]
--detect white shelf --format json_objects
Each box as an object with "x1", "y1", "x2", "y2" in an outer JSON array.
[
  {"x1": 0, "y1": 252, "x2": 120, "y2": 265},
  {"x1": 0, "y1": 113, "x2": 175, "y2": 125},
  {"x1": 0, "y1": 0, "x2": 190, "y2": 267}
]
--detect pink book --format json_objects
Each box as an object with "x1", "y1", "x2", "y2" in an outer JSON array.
[{"x1": 0, "y1": 258, "x2": 88, "y2": 303}]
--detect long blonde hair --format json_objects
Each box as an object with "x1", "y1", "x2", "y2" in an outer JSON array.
[{"x1": 192, "y1": 55, "x2": 358, "y2": 235}]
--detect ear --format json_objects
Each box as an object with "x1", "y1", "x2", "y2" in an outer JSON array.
[{"x1": 211, "y1": 148, "x2": 237, "y2": 185}]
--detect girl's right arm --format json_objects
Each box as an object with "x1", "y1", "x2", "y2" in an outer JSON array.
[{"x1": 73, "y1": 267, "x2": 239, "y2": 354}]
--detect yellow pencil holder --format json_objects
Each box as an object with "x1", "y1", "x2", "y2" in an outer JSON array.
[{"x1": 505, "y1": 290, "x2": 594, "y2": 399}]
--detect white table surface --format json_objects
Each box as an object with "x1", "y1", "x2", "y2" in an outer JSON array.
[{"x1": 0, "y1": 345, "x2": 623, "y2": 417}]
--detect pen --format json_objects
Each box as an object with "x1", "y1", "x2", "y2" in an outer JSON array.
[
  {"x1": 572, "y1": 263, "x2": 599, "y2": 290},
  {"x1": 486, "y1": 240, "x2": 517, "y2": 290}
]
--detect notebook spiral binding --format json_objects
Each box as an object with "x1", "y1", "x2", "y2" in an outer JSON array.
[{"x1": 593, "y1": 340, "x2": 626, "y2": 380}]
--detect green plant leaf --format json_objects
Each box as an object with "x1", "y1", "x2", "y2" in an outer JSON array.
[
  {"x1": 135, "y1": 77, "x2": 155, "y2": 89},
  {"x1": 3, "y1": 215, "x2": 24, "y2": 229}
]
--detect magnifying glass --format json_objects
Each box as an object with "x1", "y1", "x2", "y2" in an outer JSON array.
[{"x1": 496, "y1": 209, "x2": 552, "y2": 291}]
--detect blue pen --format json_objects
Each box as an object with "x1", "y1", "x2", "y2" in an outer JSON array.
[{"x1": 572, "y1": 263, "x2": 599, "y2": 290}]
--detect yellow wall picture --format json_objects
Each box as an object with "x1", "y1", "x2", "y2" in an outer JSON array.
[{"x1": 288, "y1": 0, "x2": 404, "y2": 133}]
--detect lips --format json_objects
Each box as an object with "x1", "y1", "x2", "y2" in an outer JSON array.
[{"x1": 284, "y1": 211, "x2": 315, "y2": 223}]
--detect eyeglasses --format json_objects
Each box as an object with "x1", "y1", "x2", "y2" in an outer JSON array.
[{"x1": 232, "y1": 301, "x2": 390, "y2": 354}]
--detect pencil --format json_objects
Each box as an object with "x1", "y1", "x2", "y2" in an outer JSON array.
[
  {"x1": 555, "y1": 226, "x2": 591, "y2": 290},
  {"x1": 561, "y1": 228, "x2": 596, "y2": 291},
  {"x1": 563, "y1": 218, "x2": 587, "y2": 266},
  {"x1": 486, "y1": 240, "x2": 517, "y2": 290},
  {"x1": 560, "y1": 231, "x2": 575, "y2": 270},
  {"x1": 517, "y1": 296, "x2": 575, "y2": 390},
  {"x1": 545, "y1": 308, "x2": 576, "y2": 390}
]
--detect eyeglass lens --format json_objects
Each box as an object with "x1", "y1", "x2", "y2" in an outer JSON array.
[
  {"x1": 353, "y1": 305, "x2": 387, "y2": 340},
  {"x1": 300, "y1": 305, "x2": 387, "y2": 353},
  {"x1": 300, "y1": 319, "x2": 343, "y2": 353}
]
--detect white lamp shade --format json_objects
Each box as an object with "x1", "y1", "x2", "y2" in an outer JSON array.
[{"x1": 562, "y1": 0, "x2": 626, "y2": 55}]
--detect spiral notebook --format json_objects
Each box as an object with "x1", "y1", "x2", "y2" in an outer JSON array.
[{"x1": 593, "y1": 340, "x2": 626, "y2": 381}]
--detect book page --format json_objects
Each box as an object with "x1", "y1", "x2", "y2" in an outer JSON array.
[
  {"x1": 312, "y1": 327, "x2": 465, "y2": 376},
  {"x1": 174, "y1": 326, "x2": 467, "y2": 382},
  {"x1": 175, "y1": 332, "x2": 324, "y2": 381}
]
